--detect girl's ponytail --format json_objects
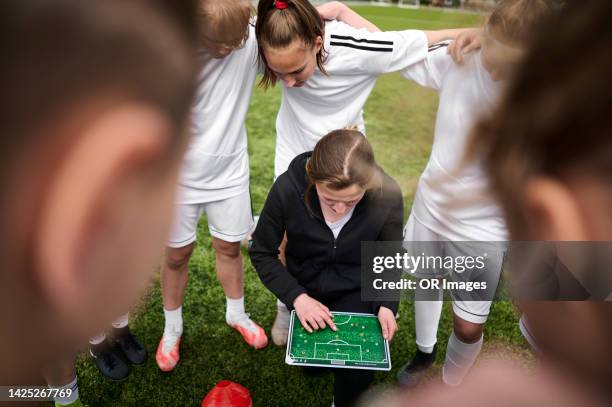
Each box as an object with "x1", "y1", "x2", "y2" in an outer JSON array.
[{"x1": 255, "y1": 0, "x2": 327, "y2": 88}]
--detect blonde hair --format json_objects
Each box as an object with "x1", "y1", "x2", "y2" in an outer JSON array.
[
  {"x1": 198, "y1": 0, "x2": 253, "y2": 48},
  {"x1": 487, "y1": 0, "x2": 560, "y2": 47}
]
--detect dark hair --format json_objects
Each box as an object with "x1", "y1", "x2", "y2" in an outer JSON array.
[
  {"x1": 469, "y1": 0, "x2": 612, "y2": 238},
  {"x1": 305, "y1": 129, "x2": 382, "y2": 212},
  {"x1": 255, "y1": 0, "x2": 327, "y2": 89}
]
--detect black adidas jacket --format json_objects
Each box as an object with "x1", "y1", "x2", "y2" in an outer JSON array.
[{"x1": 249, "y1": 152, "x2": 403, "y2": 314}]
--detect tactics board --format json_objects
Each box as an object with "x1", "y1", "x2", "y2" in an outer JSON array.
[{"x1": 285, "y1": 311, "x2": 391, "y2": 371}]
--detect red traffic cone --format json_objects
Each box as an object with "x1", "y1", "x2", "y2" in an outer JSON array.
[{"x1": 201, "y1": 380, "x2": 252, "y2": 407}]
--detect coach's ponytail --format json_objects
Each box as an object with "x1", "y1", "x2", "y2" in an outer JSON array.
[{"x1": 255, "y1": 0, "x2": 327, "y2": 88}]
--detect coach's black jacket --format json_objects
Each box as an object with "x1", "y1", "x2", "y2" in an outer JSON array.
[{"x1": 249, "y1": 152, "x2": 403, "y2": 315}]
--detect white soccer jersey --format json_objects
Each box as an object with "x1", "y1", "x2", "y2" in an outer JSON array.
[
  {"x1": 274, "y1": 20, "x2": 428, "y2": 178},
  {"x1": 401, "y1": 45, "x2": 507, "y2": 241},
  {"x1": 177, "y1": 24, "x2": 259, "y2": 204}
]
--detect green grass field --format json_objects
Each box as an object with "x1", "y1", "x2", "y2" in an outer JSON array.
[
  {"x1": 287, "y1": 312, "x2": 389, "y2": 370},
  {"x1": 74, "y1": 5, "x2": 530, "y2": 406}
]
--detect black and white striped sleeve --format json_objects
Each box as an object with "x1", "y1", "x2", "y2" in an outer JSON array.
[{"x1": 328, "y1": 22, "x2": 429, "y2": 75}]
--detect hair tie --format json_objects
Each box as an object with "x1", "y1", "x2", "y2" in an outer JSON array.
[{"x1": 275, "y1": 1, "x2": 289, "y2": 10}]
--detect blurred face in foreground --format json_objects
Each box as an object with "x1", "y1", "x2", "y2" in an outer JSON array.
[
  {"x1": 36, "y1": 102, "x2": 187, "y2": 348},
  {"x1": 0, "y1": 0, "x2": 198, "y2": 383}
]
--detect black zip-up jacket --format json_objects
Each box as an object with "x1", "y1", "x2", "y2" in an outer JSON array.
[{"x1": 250, "y1": 152, "x2": 403, "y2": 314}]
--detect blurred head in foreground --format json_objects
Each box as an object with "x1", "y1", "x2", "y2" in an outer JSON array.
[
  {"x1": 472, "y1": 0, "x2": 612, "y2": 399},
  {"x1": 368, "y1": 1, "x2": 612, "y2": 405},
  {"x1": 0, "y1": 0, "x2": 198, "y2": 382}
]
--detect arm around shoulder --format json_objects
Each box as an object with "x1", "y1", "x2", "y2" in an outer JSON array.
[{"x1": 317, "y1": 1, "x2": 380, "y2": 33}]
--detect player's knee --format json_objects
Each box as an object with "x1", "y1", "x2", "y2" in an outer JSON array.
[
  {"x1": 453, "y1": 318, "x2": 483, "y2": 343},
  {"x1": 212, "y1": 238, "x2": 240, "y2": 259},
  {"x1": 165, "y1": 244, "x2": 194, "y2": 270}
]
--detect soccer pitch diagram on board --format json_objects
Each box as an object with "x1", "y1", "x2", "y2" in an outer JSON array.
[{"x1": 285, "y1": 311, "x2": 391, "y2": 371}]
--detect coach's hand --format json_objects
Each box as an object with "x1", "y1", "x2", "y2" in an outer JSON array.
[
  {"x1": 378, "y1": 306, "x2": 397, "y2": 341},
  {"x1": 294, "y1": 294, "x2": 338, "y2": 333}
]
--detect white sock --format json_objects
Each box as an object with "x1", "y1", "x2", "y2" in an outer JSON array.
[
  {"x1": 519, "y1": 315, "x2": 541, "y2": 354},
  {"x1": 442, "y1": 332, "x2": 483, "y2": 386},
  {"x1": 52, "y1": 376, "x2": 79, "y2": 405},
  {"x1": 275, "y1": 300, "x2": 290, "y2": 324},
  {"x1": 163, "y1": 306, "x2": 183, "y2": 340},
  {"x1": 89, "y1": 332, "x2": 106, "y2": 345},
  {"x1": 415, "y1": 300, "x2": 443, "y2": 353},
  {"x1": 111, "y1": 313, "x2": 129, "y2": 329},
  {"x1": 226, "y1": 296, "x2": 247, "y2": 324},
  {"x1": 276, "y1": 299, "x2": 288, "y2": 312}
]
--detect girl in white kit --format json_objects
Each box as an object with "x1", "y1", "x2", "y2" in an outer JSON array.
[
  {"x1": 156, "y1": 0, "x2": 268, "y2": 372},
  {"x1": 395, "y1": 0, "x2": 560, "y2": 388},
  {"x1": 257, "y1": 0, "x2": 477, "y2": 179},
  {"x1": 156, "y1": 0, "x2": 359, "y2": 373}
]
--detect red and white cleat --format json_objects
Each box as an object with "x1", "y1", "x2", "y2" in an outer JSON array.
[
  {"x1": 228, "y1": 315, "x2": 268, "y2": 349},
  {"x1": 155, "y1": 334, "x2": 181, "y2": 372}
]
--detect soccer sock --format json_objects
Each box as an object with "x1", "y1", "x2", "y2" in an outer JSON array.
[
  {"x1": 415, "y1": 300, "x2": 443, "y2": 353},
  {"x1": 89, "y1": 332, "x2": 106, "y2": 346},
  {"x1": 442, "y1": 331, "x2": 483, "y2": 386},
  {"x1": 225, "y1": 296, "x2": 247, "y2": 324},
  {"x1": 111, "y1": 313, "x2": 130, "y2": 338},
  {"x1": 163, "y1": 306, "x2": 183, "y2": 344},
  {"x1": 89, "y1": 332, "x2": 108, "y2": 356},
  {"x1": 111, "y1": 313, "x2": 129, "y2": 329},
  {"x1": 519, "y1": 315, "x2": 541, "y2": 354},
  {"x1": 51, "y1": 376, "x2": 79, "y2": 406},
  {"x1": 275, "y1": 299, "x2": 290, "y2": 324},
  {"x1": 272, "y1": 300, "x2": 290, "y2": 346}
]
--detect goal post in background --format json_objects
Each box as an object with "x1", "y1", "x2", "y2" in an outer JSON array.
[
  {"x1": 398, "y1": 0, "x2": 421, "y2": 8},
  {"x1": 370, "y1": 0, "x2": 393, "y2": 6},
  {"x1": 308, "y1": 1, "x2": 422, "y2": 9}
]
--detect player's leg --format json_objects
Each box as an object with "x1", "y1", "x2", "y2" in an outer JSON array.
[
  {"x1": 441, "y1": 303, "x2": 487, "y2": 386},
  {"x1": 519, "y1": 313, "x2": 541, "y2": 353},
  {"x1": 442, "y1": 246, "x2": 503, "y2": 386},
  {"x1": 397, "y1": 215, "x2": 444, "y2": 387},
  {"x1": 272, "y1": 297, "x2": 291, "y2": 346},
  {"x1": 269, "y1": 163, "x2": 291, "y2": 346},
  {"x1": 44, "y1": 355, "x2": 83, "y2": 407},
  {"x1": 157, "y1": 203, "x2": 202, "y2": 371},
  {"x1": 111, "y1": 313, "x2": 147, "y2": 366},
  {"x1": 272, "y1": 232, "x2": 290, "y2": 346},
  {"x1": 207, "y1": 191, "x2": 268, "y2": 349},
  {"x1": 211, "y1": 236, "x2": 267, "y2": 348}
]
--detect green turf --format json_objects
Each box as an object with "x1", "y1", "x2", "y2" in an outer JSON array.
[
  {"x1": 73, "y1": 5, "x2": 524, "y2": 406},
  {"x1": 287, "y1": 312, "x2": 390, "y2": 370}
]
